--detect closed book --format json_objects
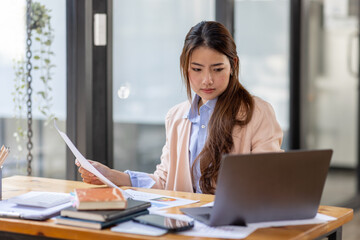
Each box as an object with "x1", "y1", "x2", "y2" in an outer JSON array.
[
  {"x1": 74, "y1": 187, "x2": 126, "y2": 210},
  {"x1": 55, "y1": 209, "x2": 149, "y2": 230},
  {"x1": 61, "y1": 199, "x2": 151, "y2": 222}
]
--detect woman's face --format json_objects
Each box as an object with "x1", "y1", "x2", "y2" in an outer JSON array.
[{"x1": 188, "y1": 46, "x2": 231, "y2": 107}]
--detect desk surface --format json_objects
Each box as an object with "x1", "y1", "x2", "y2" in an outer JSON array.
[{"x1": 0, "y1": 175, "x2": 354, "y2": 240}]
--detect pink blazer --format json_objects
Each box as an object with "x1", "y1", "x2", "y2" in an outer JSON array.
[{"x1": 149, "y1": 96, "x2": 283, "y2": 193}]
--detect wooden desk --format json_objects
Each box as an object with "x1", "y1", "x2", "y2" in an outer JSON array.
[{"x1": 0, "y1": 175, "x2": 353, "y2": 240}]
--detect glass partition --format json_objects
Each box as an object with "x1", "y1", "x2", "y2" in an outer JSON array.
[
  {"x1": 234, "y1": 0, "x2": 290, "y2": 149},
  {"x1": 301, "y1": 0, "x2": 359, "y2": 205},
  {"x1": 113, "y1": 0, "x2": 215, "y2": 172}
]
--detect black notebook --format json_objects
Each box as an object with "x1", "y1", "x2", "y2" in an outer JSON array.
[
  {"x1": 56, "y1": 209, "x2": 149, "y2": 229},
  {"x1": 61, "y1": 199, "x2": 151, "y2": 222}
]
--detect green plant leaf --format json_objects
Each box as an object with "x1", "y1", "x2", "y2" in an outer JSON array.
[
  {"x1": 34, "y1": 55, "x2": 40, "y2": 60},
  {"x1": 44, "y1": 40, "x2": 52, "y2": 46},
  {"x1": 37, "y1": 91, "x2": 46, "y2": 98}
]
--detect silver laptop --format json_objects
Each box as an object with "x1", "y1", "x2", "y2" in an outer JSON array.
[{"x1": 181, "y1": 149, "x2": 332, "y2": 226}]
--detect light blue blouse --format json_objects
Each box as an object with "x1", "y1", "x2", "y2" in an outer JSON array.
[
  {"x1": 187, "y1": 95, "x2": 217, "y2": 193},
  {"x1": 125, "y1": 94, "x2": 217, "y2": 193}
]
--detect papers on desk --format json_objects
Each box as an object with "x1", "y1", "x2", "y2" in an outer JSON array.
[
  {"x1": 147, "y1": 211, "x2": 337, "y2": 239},
  {"x1": 111, "y1": 196, "x2": 336, "y2": 238},
  {"x1": 9, "y1": 191, "x2": 71, "y2": 208},
  {"x1": 0, "y1": 192, "x2": 72, "y2": 220},
  {"x1": 248, "y1": 213, "x2": 336, "y2": 228},
  {"x1": 111, "y1": 220, "x2": 168, "y2": 236},
  {"x1": 124, "y1": 189, "x2": 199, "y2": 212},
  {"x1": 54, "y1": 121, "x2": 133, "y2": 199}
]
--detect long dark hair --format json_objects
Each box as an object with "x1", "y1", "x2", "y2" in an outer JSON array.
[{"x1": 180, "y1": 21, "x2": 254, "y2": 194}]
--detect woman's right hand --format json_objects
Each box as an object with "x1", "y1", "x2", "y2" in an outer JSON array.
[
  {"x1": 75, "y1": 159, "x2": 132, "y2": 186},
  {"x1": 75, "y1": 159, "x2": 110, "y2": 185}
]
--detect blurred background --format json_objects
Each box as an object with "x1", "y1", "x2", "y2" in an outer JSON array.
[{"x1": 0, "y1": 0, "x2": 359, "y2": 217}]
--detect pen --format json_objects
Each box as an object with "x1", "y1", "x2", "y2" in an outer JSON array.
[
  {"x1": 0, "y1": 146, "x2": 5, "y2": 160},
  {"x1": 0, "y1": 145, "x2": 10, "y2": 167}
]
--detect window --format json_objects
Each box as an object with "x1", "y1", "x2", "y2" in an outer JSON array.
[{"x1": 0, "y1": 0, "x2": 66, "y2": 178}]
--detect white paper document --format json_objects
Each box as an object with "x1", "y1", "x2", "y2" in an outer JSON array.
[
  {"x1": 0, "y1": 192, "x2": 73, "y2": 220},
  {"x1": 182, "y1": 221, "x2": 257, "y2": 239},
  {"x1": 248, "y1": 213, "x2": 337, "y2": 228},
  {"x1": 201, "y1": 201, "x2": 214, "y2": 207},
  {"x1": 125, "y1": 189, "x2": 199, "y2": 211},
  {"x1": 151, "y1": 212, "x2": 256, "y2": 239},
  {"x1": 8, "y1": 191, "x2": 71, "y2": 208},
  {"x1": 54, "y1": 121, "x2": 133, "y2": 199},
  {"x1": 111, "y1": 220, "x2": 168, "y2": 236},
  {"x1": 152, "y1": 211, "x2": 337, "y2": 239}
]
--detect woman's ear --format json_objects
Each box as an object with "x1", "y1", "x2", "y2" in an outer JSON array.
[
  {"x1": 231, "y1": 57, "x2": 239, "y2": 76},
  {"x1": 233, "y1": 57, "x2": 238, "y2": 67}
]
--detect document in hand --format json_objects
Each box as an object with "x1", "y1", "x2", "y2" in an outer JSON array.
[{"x1": 54, "y1": 120, "x2": 133, "y2": 199}]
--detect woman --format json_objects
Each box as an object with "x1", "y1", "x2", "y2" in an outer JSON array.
[{"x1": 77, "y1": 21, "x2": 283, "y2": 194}]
